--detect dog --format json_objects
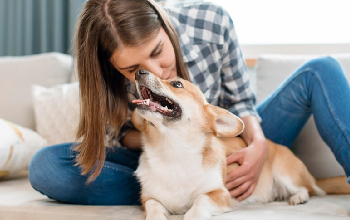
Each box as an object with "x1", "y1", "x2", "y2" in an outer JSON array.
[{"x1": 131, "y1": 69, "x2": 350, "y2": 220}]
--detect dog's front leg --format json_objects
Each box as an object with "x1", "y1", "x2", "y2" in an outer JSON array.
[
  {"x1": 183, "y1": 188, "x2": 233, "y2": 220},
  {"x1": 144, "y1": 199, "x2": 169, "y2": 220}
]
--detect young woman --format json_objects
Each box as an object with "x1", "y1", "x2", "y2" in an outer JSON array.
[{"x1": 29, "y1": 0, "x2": 350, "y2": 206}]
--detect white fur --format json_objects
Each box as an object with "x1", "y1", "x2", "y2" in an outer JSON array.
[{"x1": 136, "y1": 129, "x2": 224, "y2": 215}]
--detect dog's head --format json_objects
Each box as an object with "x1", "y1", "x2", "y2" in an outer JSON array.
[{"x1": 131, "y1": 70, "x2": 244, "y2": 137}]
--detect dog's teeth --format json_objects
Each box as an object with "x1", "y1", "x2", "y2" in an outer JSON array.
[
  {"x1": 166, "y1": 98, "x2": 173, "y2": 104},
  {"x1": 146, "y1": 99, "x2": 150, "y2": 105}
]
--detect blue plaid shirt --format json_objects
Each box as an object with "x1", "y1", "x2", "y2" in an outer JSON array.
[{"x1": 116, "y1": 2, "x2": 260, "y2": 143}]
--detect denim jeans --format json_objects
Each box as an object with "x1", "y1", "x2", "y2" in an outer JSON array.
[{"x1": 28, "y1": 57, "x2": 350, "y2": 205}]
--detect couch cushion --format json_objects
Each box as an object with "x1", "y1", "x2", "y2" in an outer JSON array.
[
  {"x1": 256, "y1": 54, "x2": 350, "y2": 178},
  {"x1": 0, "y1": 53, "x2": 73, "y2": 131}
]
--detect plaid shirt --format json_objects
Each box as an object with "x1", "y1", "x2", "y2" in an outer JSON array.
[{"x1": 115, "y1": 2, "x2": 260, "y2": 143}]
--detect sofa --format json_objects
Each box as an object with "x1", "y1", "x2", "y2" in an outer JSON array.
[{"x1": 0, "y1": 52, "x2": 349, "y2": 220}]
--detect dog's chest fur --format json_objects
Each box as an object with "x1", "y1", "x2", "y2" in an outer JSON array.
[{"x1": 135, "y1": 131, "x2": 224, "y2": 215}]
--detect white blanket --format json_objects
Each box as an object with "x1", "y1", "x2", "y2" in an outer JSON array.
[{"x1": 0, "y1": 171, "x2": 349, "y2": 220}]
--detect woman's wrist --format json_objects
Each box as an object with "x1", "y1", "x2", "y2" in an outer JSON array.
[
  {"x1": 251, "y1": 134, "x2": 267, "y2": 147},
  {"x1": 240, "y1": 115, "x2": 264, "y2": 145}
]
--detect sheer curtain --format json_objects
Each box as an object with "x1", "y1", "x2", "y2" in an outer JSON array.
[{"x1": 0, "y1": 0, "x2": 86, "y2": 56}]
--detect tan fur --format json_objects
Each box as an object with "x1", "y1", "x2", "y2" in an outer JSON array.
[
  {"x1": 271, "y1": 141, "x2": 315, "y2": 193},
  {"x1": 165, "y1": 79, "x2": 205, "y2": 106},
  {"x1": 202, "y1": 143, "x2": 218, "y2": 168},
  {"x1": 202, "y1": 137, "x2": 221, "y2": 168},
  {"x1": 202, "y1": 136, "x2": 228, "y2": 185},
  {"x1": 206, "y1": 188, "x2": 231, "y2": 207},
  {"x1": 203, "y1": 105, "x2": 244, "y2": 137},
  {"x1": 316, "y1": 176, "x2": 350, "y2": 194}
]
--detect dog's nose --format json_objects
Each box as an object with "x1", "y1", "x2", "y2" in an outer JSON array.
[{"x1": 135, "y1": 69, "x2": 149, "y2": 81}]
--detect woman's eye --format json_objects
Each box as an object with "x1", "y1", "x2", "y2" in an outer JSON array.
[
  {"x1": 128, "y1": 68, "x2": 137, "y2": 73},
  {"x1": 152, "y1": 48, "x2": 163, "y2": 57},
  {"x1": 170, "y1": 81, "x2": 183, "y2": 88}
]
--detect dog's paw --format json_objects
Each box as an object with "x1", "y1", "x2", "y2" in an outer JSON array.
[
  {"x1": 289, "y1": 192, "x2": 309, "y2": 206},
  {"x1": 183, "y1": 208, "x2": 211, "y2": 220}
]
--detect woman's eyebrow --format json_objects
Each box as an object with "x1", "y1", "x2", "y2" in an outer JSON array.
[{"x1": 119, "y1": 39, "x2": 162, "y2": 70}]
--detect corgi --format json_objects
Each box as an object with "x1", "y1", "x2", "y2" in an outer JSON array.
[{"x1": 131, "y1": 69, "x2": 350, "y2": 220}]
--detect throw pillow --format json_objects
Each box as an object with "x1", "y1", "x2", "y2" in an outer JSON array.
[
  {"x1": 0, "y1": 119, "x2": 47, "y2": 178},
  {"x1": 32, "y1": 82, "x2": 81, "y2": 146}
]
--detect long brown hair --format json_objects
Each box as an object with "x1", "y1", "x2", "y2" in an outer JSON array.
[{"x1": 73, "y1": 0, "x2": 190, "y2": 184}]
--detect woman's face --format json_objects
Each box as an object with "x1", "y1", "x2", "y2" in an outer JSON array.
[{"x1": 110, "y1": 27, "x2": 177, "y2": 83}]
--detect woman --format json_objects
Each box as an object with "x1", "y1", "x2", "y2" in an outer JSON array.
[{"x1": 29, "y1": 0, "x2": 350, "y2": 206}]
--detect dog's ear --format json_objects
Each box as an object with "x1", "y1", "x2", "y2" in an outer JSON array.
[
  {"x1": 204, "y1": 105, "x2": 244, "y2": 137},
  {"x1": 131, "y1": 109, "x2": 145, "y2": 131}
]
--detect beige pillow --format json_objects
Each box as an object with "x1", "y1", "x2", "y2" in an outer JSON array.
[
  {"x1": 32, "y1": 82, "x2": 81, "y2": 146},
  {"x1": 0, "y1": 119, "x2": 47, "y2": 179},
  {"x1": 0, "y1": 52, "x2": 73, "y2": 130}
]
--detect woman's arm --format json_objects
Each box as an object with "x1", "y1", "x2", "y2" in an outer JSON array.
[
  {"x1": 225, "y1": 115, "x2": 268, "y2": 201},
  {"x1": 120, "y1": 129, "x2": 142, "y2": 151}
]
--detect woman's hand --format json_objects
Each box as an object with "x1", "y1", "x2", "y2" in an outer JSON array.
[
  {"x1": 225, "y1": 138, "x2": 268, "y2": 201},
  {"x1": 224, "y1": 115, "x2": 268, "y2": 201}
]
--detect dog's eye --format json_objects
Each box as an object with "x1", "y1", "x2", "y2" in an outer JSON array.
[{"x1": 170, "y1": 81, "x2": 183, "y2": 88}]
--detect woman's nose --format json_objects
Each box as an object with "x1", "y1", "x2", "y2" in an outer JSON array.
[{"x1": 144, "y1": 62, "x2": 163, "y2": 79}]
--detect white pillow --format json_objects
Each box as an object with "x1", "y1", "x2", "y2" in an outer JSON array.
[
  {"x1": 32, "y1": 82, "x2": 80, "y2": 146},
  {"x1": 0, "y1": 119, "x2": 47, "y2": 178},
  {"x1": 0, "y1": 53, "x2": 73, "y2": 130}
]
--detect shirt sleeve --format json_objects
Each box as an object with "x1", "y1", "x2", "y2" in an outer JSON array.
[{"x1": 218, "y1": 7, "x2": 261, "y2": 122}]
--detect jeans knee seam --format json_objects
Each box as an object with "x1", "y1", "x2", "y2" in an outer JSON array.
[{"x1": 309, "y1": 70, "x2": 350, "y2": 148}]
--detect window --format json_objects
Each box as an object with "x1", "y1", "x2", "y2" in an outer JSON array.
[{"x1": 206, "y1": 0, "x2": 350, "y2": 58}]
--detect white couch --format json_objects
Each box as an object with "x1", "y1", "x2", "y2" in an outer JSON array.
[{"x1": 0, "y1": 52, "x2": 349, "y2": 220}]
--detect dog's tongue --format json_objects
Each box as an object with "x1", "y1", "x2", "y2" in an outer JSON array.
[
  {"x1": 132, "y1": 99, "x2": 162, "y2": 111},
  {"x1": 132, "y1": 99, "x2": 147, "y2": 104}
]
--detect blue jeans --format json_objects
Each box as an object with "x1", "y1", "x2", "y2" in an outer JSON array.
[{"x1": 29, "y1": 57, "x2": 350, "y2": 205}]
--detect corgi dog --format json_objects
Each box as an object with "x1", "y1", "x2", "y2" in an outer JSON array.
[{"x1": 131, "y1": 69, "x2": 350, "y2": 220}]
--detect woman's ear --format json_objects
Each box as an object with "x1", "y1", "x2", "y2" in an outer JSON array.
[
  {"x1": 204, "y1": 105, "x2": 244, "y2": 137},
  {"x1": 131, "y1": 109, "x2": 145, "y2": 131}
]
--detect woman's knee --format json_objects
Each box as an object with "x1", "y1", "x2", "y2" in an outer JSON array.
[
  {"x1": 301, "y1": 56, "x2": 344, "y2": 78},
  {"x1": 28, "y1": 143, "x2": 74, "y2": 193},
  {"x1": 28, "y1": 143, "x2": 141, "y2": 205}
]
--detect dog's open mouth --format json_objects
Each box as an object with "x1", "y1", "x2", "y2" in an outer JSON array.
[{"x1": 132, "y1": 86, "x2": 182, "y2": 118}]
